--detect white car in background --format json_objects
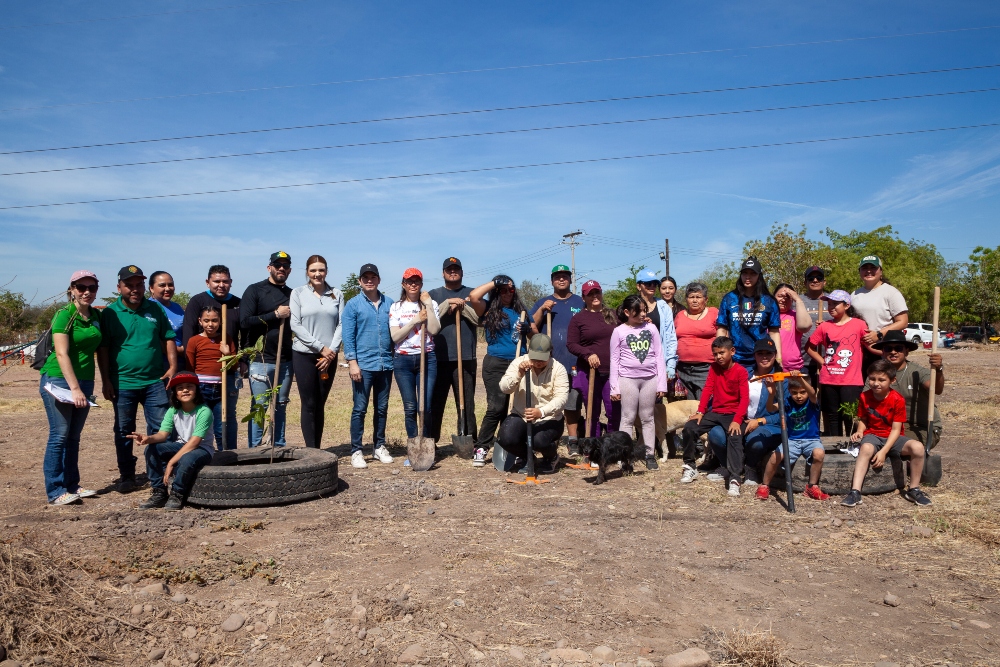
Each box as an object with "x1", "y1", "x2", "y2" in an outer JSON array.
[{"x1": 904, "y1": 323, "x2": 944, "y2": 346}]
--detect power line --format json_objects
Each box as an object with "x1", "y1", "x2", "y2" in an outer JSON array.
[
  {"x1": 6, "y1": 23, "x2": 999, "y2": 112},
  {"x1": 7, "y1": 86, "x2": 997, "y2": 177},
  {"x1": 5, "y1": 62, "x2": 998, "y2": 154},
  {"x1": 0, "y1": 0, "x2": 312, "y2": 31},
  {"x1": 2, "y1": 121, "x2": 997, "y2": 211}
]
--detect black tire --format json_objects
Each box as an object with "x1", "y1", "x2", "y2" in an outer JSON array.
[
  {"x1": 774, "y1": 450, "x2": 942, "y2": 496},
  {"x1": 186, "y1": 447, "x2": 339, "y2": 508}
]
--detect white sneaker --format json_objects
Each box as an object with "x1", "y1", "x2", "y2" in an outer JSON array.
[
  {"x1": 728, "y1": 480, "x2": 741, "y2": 497},
  {"x1": 680, "y1": 465, "x2": 697, "y2": 484},
  {"x1": 472, "y1": 448, "x2": 487, "y2": 467},
  {"x1": 351, "y1": 451, "x2": 368, "y2": 468},
  {"x1": 706, "y1": 472, "x2": 725, "y2": 482},
  {"x1": 49, "y1": 492, "x2": 80, "y2": 506},
  {"x1": 373, "y1": 446, "x2": 393, "y2": 464},
  {"x1": 743, "y1": 467, "x2": 761, "y2": 487}
]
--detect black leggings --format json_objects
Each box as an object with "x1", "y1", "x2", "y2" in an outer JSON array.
[
  {"x1": 497, "y1": 415, "x2": 564, "y2": 459},
  {"x1": 292, "y1": 351, "x2": 335, "y2": 448},
  {"x1": 819, "y1": 384, "x2": 864, "y2": 437},
  {"x1": 477, "y1": 354, "x2": 512, "y2": 448}
]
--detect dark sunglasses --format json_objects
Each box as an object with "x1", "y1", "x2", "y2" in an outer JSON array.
[
  {"x1": 807, "y1": 275, "x2": 825, "y2": 281},
  {"x1": 639, "y1": 281, "x2": 659, "y2": 288},
  {"x1": 271, "y1": 262, "x2": 291, "y2": 269},
  {"x1": 883, "y1": 345, "x2": 907, "y2": 353},
  {"x1": 73, "y1": 283, "x2": 98, "y2": 293}
]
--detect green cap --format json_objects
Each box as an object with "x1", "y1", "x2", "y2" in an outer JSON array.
[
  {"x1": 551, "y1": 264, "x2": 571, "y2": 275},
  {"x1": 528, "y1": 334, "x2": 552, "y2": 361},
  {"x1": 859, "y1": 255, "x2": 882, "y2": 269}
]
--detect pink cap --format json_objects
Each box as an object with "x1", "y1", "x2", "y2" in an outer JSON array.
[
  {"x1": 402, "y1": 267, "x2": 423, "y2": 280},
  {"x1": 581, "y1": 280, "x2": 602, "y2": 295},
  {"x1": 70, "y1": 270, "x2": 98, "y2": 284}
]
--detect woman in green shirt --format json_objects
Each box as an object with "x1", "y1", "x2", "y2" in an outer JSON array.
[{"x1": 39, "y1": 270, "x2": 108, "y2": 506}]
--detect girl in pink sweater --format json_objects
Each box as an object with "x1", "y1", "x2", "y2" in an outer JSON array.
[{"x1": 610, "y1": 295, "x2": 669, "y2": 468}]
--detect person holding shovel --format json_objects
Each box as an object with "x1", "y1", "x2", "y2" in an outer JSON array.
[
  {"x1": 876, "y1": 330, "x2": 944, "y2": 449},
  {"x1": 240, "y1": 251, "x2": 294, "y2": 447},
  {"x1": 342, "y1": 263, "x2": 395, "y2": 469},
  {"x1": 428, "y1": 258, "x2": 479, "y2": 445},
  {"x1": 529, "y1": 265, "x2": 585, "y2": 454},
  {"x1": 390, "y1": 268, "x2": 441, "y2": 453},
  {"x1": 566, "y1": 280, "x2": 619, "y2": 437},
  {"x1": 469, "y1": 275, "x2": 531, "y2": 467}
]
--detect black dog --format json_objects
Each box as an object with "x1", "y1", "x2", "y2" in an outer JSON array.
[{"x1": 579, "y1": 432, "x2": 645, "y2": 485}]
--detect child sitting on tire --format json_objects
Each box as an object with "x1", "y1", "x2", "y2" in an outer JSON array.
[
  {"x1": 130, "y1": 372, "x2": 215, "y2": 511},
  {"x1": 758, "y1": 376, "x2": 829, "y2": 501},
  {"x1": 840, "y1": 360, "x2": 931, "y2": 507}
]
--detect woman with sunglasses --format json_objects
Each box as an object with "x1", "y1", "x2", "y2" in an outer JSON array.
[
  {"x1": 150, "y1": 271, "x2": 186, "y2": 370},
  {"x1": 469, "y1": 275, "x2": 530, "y2": 466},
  {"x1": 38, "y1": 271, "x2": 109, "y2": 505}
]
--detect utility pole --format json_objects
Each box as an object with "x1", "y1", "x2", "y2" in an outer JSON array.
[
  {"x1": 562, "y1": 230, "x2": 584, "y2": 293},
  {"x1": 663, "y1": 238, "x2": 670, "y2": 278}
]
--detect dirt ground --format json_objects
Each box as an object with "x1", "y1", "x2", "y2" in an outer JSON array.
[{"x1": 1, "y1": 346, "x2": 998, "y2": 667}]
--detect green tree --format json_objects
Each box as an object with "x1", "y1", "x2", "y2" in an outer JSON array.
[
  {"x1": 340, "y1": 273, "x2": 360, "y2": 302},
  {"x1": 172, "y1": 291, "x2": 192, "y2": 308},
  {"x1": 603, "y1": 264, "x2": 645, "y2": 310},
  {"x1": 959, "y1": 246, "x2": 1000, "y2": 327},
  {"x1": 0, "y1": 289, "x2": 29, "y2": 343},
  {"x1": 742, "y1": 223, "x2": 842, "y2": 291},
  {"x1": 517, "y1": 279, "x2": 546, "y2": 308}
]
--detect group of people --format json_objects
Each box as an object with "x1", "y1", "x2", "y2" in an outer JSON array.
[{"x1": 37, "y1": 250, "x2": 944, "y2": 511}]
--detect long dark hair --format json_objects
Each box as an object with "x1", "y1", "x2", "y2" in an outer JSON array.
[
  {"x1": 617, "y1": 294, "x2": 647, "y2": 324},
  {"x1": 660, "y1": 275, "x2": 683, "y2": 316},
  {"x1": 482, "y1": 274, "x2": 526, "y2": 343},
  {"x1": 734, "y1": 256, "x2": 773, "y2": 327}
]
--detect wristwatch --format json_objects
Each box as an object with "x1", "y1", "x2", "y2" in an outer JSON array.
[{"x1": 876, "y1": 331, "x2": 884, "y2": 341}]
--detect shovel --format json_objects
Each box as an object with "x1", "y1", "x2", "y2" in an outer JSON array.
[
  {"x1": 451, "y1": 309, "x2": 476, "y2": 458},
  {"x1": 752, "y1": 372, "x2": 797, "y2": 513},
  {"x1": 221, "y1": 303, "x2": 228, "y2": 451},
  {"x1": 408, "y1": 325, "x2": 436, "y2": 471},
  {"x1": 566, "y1": 367, "x2": 596, "y2": 470}
]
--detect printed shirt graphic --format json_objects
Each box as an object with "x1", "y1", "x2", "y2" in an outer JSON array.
[
  {"x1": 716, "y1": 293, "x2": 780, "y2": 364},
  {"x1": 785, "y1": 397, "x2": 821, "y2": 440},
  {"x1": 388, "y1": 300, "x2": 439, "y2": 355},
  {"x1": 158, "y1": 404, "x2": 216, "y2": 454},
  {"x1": 530, "y1": 294, "x2": 586, "y2": 372},
  {"x1": 808, "y1": 318, "x2": 868, "y2": 386},
  {"x1": 858, "y1": 389, "x2": 906, "y2": 438}
]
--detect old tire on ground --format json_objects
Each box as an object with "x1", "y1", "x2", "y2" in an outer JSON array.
[
  {"x1": 774, "y1": 449, "x2": 942, "y2": 496},
  {"x1": 186, "y1": 447, "x2": 339, "y2": 508}
]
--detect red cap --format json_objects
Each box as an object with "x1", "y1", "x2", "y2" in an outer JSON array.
[
  {"x1": 402, "y1": 268, "x2": 423, "y2": 280},
  {"x1": 167, "y1": 372, "x2": 200, "y2": 390},
  {"x1": 581, "y1": 280, "x2": 602, "y2": 295}
]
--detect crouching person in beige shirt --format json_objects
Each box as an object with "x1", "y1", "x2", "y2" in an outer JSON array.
[{"x1": 496, "y1": 334, "x2": 569, "y2": 474}]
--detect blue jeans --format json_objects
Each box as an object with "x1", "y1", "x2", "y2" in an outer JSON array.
[
  {"x1": 393, "y1": 351, "x2": 436, "y2": 438},
  {"x1": 40, "y1": 374, "x2": 94, "y2": 502},
  {"x1": 200, "y1": 378, "x2": 239, "y2": 451},
  {"x1": 145, "y1": 441, "x2": 212, "y2": 497},
  {"x1": 248, "y1": 361, "x2": 292, "y2": 447},
  {"x1": 350, "y1": 369, "x2": 393, "y2": 452},
  {"x1": 112, "y1": 380, "x2": 169, "y2": 480},
  {"x1": 708, "y1": 422, "x2": 782, "y2": 472}
]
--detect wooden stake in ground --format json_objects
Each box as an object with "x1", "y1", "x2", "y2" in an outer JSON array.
[
  {"x1": 927, "y1": 286, "x2": 941, "y2": 451},
  {"x1": 452, "y1": 309, "x2": 475, "y2": 458},
  {"x1": 221, "y1": 303, "x2": 228, "y2": 450},
  {"x1": 566, "y1": 366, "x2": 596, "y2": 470},
  {"x1": 268, "y1": 320, "x2": 285, "y2": 462}
]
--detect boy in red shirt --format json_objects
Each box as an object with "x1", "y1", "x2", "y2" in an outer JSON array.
[
  {"x1": 680, "y1": 337, "x2": 750, "y2": 496},
  {"x1": 841, "y1": 359, "x2": 931, "y2": 507}
]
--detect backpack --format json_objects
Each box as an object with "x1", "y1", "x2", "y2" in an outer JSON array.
[{"x1": 31, "y1": 306, "x2": 79, "y2": 371}]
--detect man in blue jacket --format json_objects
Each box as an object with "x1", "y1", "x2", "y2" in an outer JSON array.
[{"x1": 341, "y1": 263, "x2": 395, "y2": 469}]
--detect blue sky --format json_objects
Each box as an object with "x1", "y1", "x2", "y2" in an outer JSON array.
[{"x1": 2, "y1": 1, "x2": 999, "y2": 303}]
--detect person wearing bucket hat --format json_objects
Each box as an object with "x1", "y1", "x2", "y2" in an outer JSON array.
[
  {"x1": 806, "y1": 290, "x2": 868, "y2": 436},
  {"x1": 716, "y1": 256, "x2": 782, "y2": 370},
  {"x1": 38, "y1": 270, "x2": 108, "y2": 506},
  {"x1": 130, "y1": 372, "x2": 215, "y2": 511},
  {"x1": 101, "y1": 264, "x2": 178, "y2": 493},
  {"x1": 876, "y1": 330, "x2": 944, "y2": 449},
  {"x1": 567, "y1": 280, "x2": 620, "y2": 438},
  {"x1": 240, "y1": 251, "x2": 295, "y2": 447},
  {"x1": 851, "y1": 255, "x2": 909, "y2": 376},
  {"x1": 496, "y1": 334, "x2": 569, "y2": 474},
  {"x1": 469, "y1": 274, "x2": 531, "y2": 466},
  {"x1": 529, "y1": 264, "x2": 586, "y2": 451}
]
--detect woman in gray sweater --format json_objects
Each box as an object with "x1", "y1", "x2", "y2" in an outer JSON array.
[{"x1": 290, "y1": 255, "x2": 344, "y2": 448}]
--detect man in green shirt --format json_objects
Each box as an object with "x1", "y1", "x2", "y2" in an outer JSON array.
[
  {"x1": 99, "y1": 265, "x2": 178, "y2": 493},
  {"x1": 874, "y1": 330, "x2": 944, "y2": 448}
]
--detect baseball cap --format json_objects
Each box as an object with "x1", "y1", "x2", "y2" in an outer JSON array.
[
  {"x1": 527, "y1": 334, "x2": 553, "y2": 361},
  {"x1": 443, "y1": 257, "x2": 462, "y2": 270},
  {"x1": 402, "y1": 268, "x2": 423, "y2": 281},
  {"x1": 551, "y1": 264, "x2": 571, "y2": 276},
  {"x1": 804, "y1": 265, "x2": 825, "y2": 280},
  {"x1": 753, "y1": 338, "x2": 777, "y2": 355},
  {"x1": 70, "y1": 270, "x2": 98, "y2": 284},
  {"x1": 117, "y1": 265, "x2": 145, "y2": 282},
  {"x1": 581, "y1": 280, "x2": 602, "y2": 295},
  {"x1": 821, "y1": 289, "x2": 852, "y2": 305},
  {"x1": 740, "y1": 256, "x2": 762, "y2": 274},
  {"x1": 859, "y1": 255, "x2": 882, "y2": 269},
  {"x1": 359, "y1": 263, "x2": 380, "y2": 278},
  {"x1": 636, "y1": 269, "x2": 659, "y2": 283},
  {"x1": 167, "y1": 372, "x2": 200, "y2": 390},
  {"x1": 269, "y1": 251, "x2": 291, "y2": 265}
]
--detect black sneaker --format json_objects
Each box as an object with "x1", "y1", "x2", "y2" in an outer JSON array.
[
  {"x1": 117, "y1": 477, "x2": 137, "y2": 494},
  {"x1": 903, "y1": 488, "x2": 932, "y2": 506},
  {"x1": 163, "y1": 495, "x2": 184, "y2": 511},
  {"x1": 538, "y1": 454, "x2": 559, "y2": 475},
  {"x1": 645, "y1": 456, "x2": 659, "y2": 471},
  {"x1": 567, "y1": 440, "x2": 580, "y2": 457},
  {"x1": 840, "y1": 489, "x2": 863, "y2": 507},
  {"x1": 139, "y1": 489, "x2": 168, "y2": 510}
]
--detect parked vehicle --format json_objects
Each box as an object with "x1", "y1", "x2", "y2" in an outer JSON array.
[
  {"x1": 959, "y1": 326, "x2": 1000, "y2": 343},
  {"x1": 904, "y1": 323, "x2": 945, "y2": 345}
]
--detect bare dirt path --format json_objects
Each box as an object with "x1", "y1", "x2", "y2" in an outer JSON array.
[{"x1": 1, "y1": 347, "x2": 998, "y2": 667}]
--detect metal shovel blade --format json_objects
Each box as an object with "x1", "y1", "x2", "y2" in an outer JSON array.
[
  {"x1": 408, "y1": 435, "x2": 436, "y2": 472},
  {"x1": 451, "y1": 431, "x2": 476, "y2": 459}
]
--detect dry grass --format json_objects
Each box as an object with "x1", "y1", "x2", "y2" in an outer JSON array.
[
  {"x1": 717, "y1": 625, "x2": 786, "y2": 667},
  {"x1": 0, "y1": 398, "x2": 43, "y2": 413}
]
